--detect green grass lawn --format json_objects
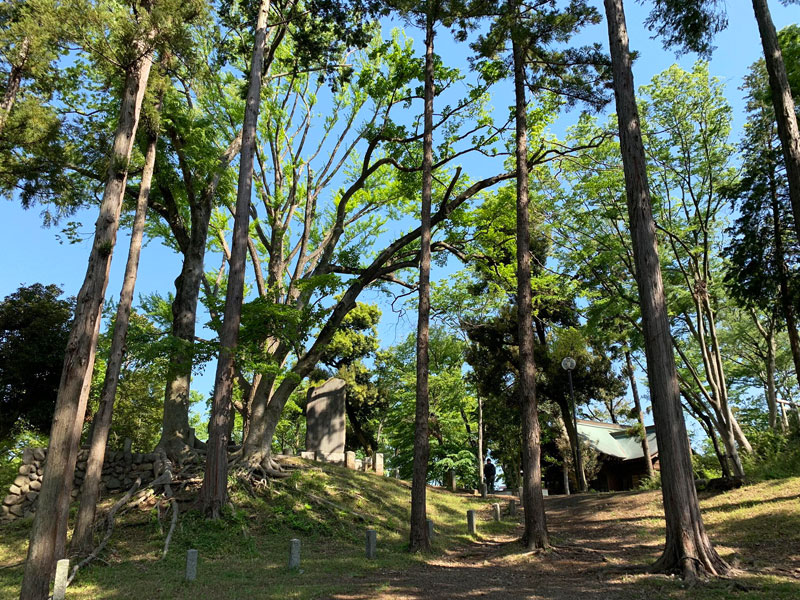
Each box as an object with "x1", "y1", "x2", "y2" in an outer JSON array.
[
  {"x1": 0, "y1": 461, "x2": 512, "y2": 600},
  {"x1": 2, "y1": 466, "x2": 799, "y2": 600}
]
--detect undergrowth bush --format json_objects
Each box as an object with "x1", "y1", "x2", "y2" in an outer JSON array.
[{"x1": 637, "y1": 473, "x2": 661, "y2": 490}]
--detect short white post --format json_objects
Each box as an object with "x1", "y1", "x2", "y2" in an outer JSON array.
[
  {"x1": 185, "y1": 549, "x2": 198, "y2": 581},
  {"x1": 366, "y1": 529, "x2": 377, "y2": 559},
  {"x1": 289, "y1": 538, "x2": 301, "y2": 570},
  {"x1": 492, "y1": 503, "x2": 501, "y2": 521},
  {"x1": 53, "y1": 558, "x2": 69, "y2": 600}
]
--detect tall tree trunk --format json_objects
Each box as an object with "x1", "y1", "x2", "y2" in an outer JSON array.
[
  {"x1": 157, "y1": 132, "x2": 243, "y2": 460},
  {"x1": 512, "y1": 21, "x2": 548, "y2": 550},
  {"x1": 771, "y1": 167, "x2": 800, "y2": 382},
  {"x1": 766, "y1": 329, "x2": 778, "y2": 430},
  {"x1": 477, "y1": 396, "x2": 484, "y2": 485},
  {"x1": 199, "y1": 0, "x2": 271, "y2": 517},
  {"x1": 19, "y1": 46, "x2": 153, "y2": 600},
  {"x1": 603, "y1": 0, "x2": 727, "y2": 579},
  {"x1": 0, "y1": 35, "x2": 30, "y2": 138},
  {"x1": 626, "y1": 350, "x2": 654, "y2": 478},
  {"x1": 557, "y1": 397, "x2": 587, "y2": 492},
  {"x1": 71, "y1": 107, "x2": 161, "y2": 555},
  {"x1": 409, "y1": 10, "x2": 435, "y2": 554},
  {"x1": 752, "y1": 0, "x2": 800, "y2": 231}
]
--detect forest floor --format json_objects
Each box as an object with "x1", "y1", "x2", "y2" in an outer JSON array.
[{"x1": 1, "y1": 462, "x2": 799, "y2": 599}]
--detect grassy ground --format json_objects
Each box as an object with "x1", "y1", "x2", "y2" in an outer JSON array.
[
  {"x1": 1, "y1": 464, "x2": 799, "y2": 599},
  {"x1": 0, "y1": 460, "x2": 513, "y2": 600}
]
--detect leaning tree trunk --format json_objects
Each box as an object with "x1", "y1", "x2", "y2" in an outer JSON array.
[
  {"x1": 752, "y1": 0, "x2": 800, "y2": 232},
  {"x1": 71, "y1": 106, "x2": 160, "y2": 555},
  {"x1": 19, "y1": 46, "x2": 153, "y2": 600},
  {"x1": 199, "y1": 0, "x2": 271, "y2": 518},
  {"x1": 409, "y1": 10, "x2": 435, "y2": 554},
  {"x1": 512, "y1": 23, "x2": 548, "y2": 550},
  {"x1": 603, "y1": 0, "x2": 728, "y2": 580},
  {"x1": 0, "y1": 35, "x2": 30, "y2": 138},
  {"x1": 625, "y1": 350, "x2": 654, "y2": 479}
]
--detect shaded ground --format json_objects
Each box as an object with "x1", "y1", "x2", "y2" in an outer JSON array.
[
  {"x1": 1, "y1": 468, "x2": 799, "y2": 599},
  {"x1": 329, "y1": 482, "x2": 800, "y2": 600}
]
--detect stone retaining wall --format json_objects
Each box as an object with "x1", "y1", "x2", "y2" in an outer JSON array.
[
  {"x1": 2, "y1": 446, "x2": 160, "y2": 523},
  {"x1": 3, "y1": 446, "x2": 385, "y2": 524},
  {"x1": 296, "y1": 450, "x2": 384, "y2": 476}
]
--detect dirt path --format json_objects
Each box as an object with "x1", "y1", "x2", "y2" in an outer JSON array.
[{"x1": 326, "y1": 493, "x2": 694, "y2": 600}]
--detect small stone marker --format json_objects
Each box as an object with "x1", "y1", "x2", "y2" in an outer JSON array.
[
  {"x1": 480, "y1": 484, "x2": 487, "y2": 498},
  {"x1": 374, "y1": 453, "x2": 384, "y2": 476},
  {"x1": 53, "y1": 558, "x2": 69, "y2": 600},
  {"x1": 508, "y1": 499, "x2": 517, "y2": 517},
  {"x1": 467, "y1": 509, "x2": 476, "y2": 535},
  {"x1": 289, "y1": 538, "x2": 301, "y2": 569},
  {"x1": 517, "y1": 486, "x2": 523, "y2": 499},
  {"x1": 185, "y1": 549, "x2": 198, "y2": 581},
  {"x1": 345, "y1": 451, "x2": 356, "y2": 470},
  {"x1": 366, "y1": 529, "x2": 377, "y2": 559},
  {"x1": 427, "y1": 518, "x2": 435, "y2": 540},
  {"x1": 447, "y1": 469, "x2": 456, "y2": 492},
  {"x1": 492, "y1": 503, "x2": 501, "y2": 521}
]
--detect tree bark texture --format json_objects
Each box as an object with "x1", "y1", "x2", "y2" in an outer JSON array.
[
  {"x1": 71, "y1": 109, "x2": 160, "y2": 555},
  {"x1": 604, "y1": 0, "x2": 728, "y2": 579},
  {"x1": 626, "y1": 350, "x2": 654, "y2": 479},
  {"x1": 512, "y1": 24, "x2": 548, "y2": 550},
  {"x1": 752, "y1": 0, "x2": 800, "y2": 232},
  {"x1": 477, "y1": 397, "x2": 484, "y2": 485},
  {"x1": 556, "y1": 396, "x2": 587, "y2": 492},
  {"x1": 157, "y1": 132, "x2": 243, "y2": 460},
  {"x1": 409, "y1": 11, "x2": 435, "y2": 554},
  {"x1": 770, "y1": 171, "x2": 800, "y2": 384},
  {"x1": 0, "y1": 35, "x2": 30, "y2": 138},
  {"x1": 20, "y1": 46, "x2": 153, "y2": 600},
  {"x1": 199, "y1": 0, "x2": 271, "y2": 517}
]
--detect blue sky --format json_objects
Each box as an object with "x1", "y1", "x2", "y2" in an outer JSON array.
[{"x1": 0, "y1": 1, "x2": 797, "y2": 418}]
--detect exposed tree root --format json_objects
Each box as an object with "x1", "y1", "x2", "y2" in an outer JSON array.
[
  {"x1": 67, "y1": 476, "x2": 143, "y2": 586},
  {"x1": 65, "y1": 455, "x2": 191, "y2": 589}
]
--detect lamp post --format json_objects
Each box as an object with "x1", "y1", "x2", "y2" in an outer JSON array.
[{"x1": 561, "y1": 356, "x2": 585, "y2": 492}]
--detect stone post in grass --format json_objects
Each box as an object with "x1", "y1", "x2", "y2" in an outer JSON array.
[
  {"x1": 366, "y1": 529, "x2": 377, "y2": 559},
  {"x1": 467, "y1": 510, "x2": 476, "y2": 535},
  {"x1": 185, "y1": 549, "x2": 198, "y2": 581},
  {"x1": 53, "y1": 559, "x2": 69, "y2": 600},
  {"x1": 289, "y1": 539, "x2": 301, "y2": 570}
]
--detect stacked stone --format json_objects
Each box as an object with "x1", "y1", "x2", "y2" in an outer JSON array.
[{"x1": 2, "y1": 444, "x2": 159, "y2": 524}]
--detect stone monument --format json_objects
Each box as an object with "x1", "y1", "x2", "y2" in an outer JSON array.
[{"x1": 305, "y1": 377, "x2": 347, "y2": 457}]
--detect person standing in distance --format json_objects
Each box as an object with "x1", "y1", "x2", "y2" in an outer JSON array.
[{"x1": 484, "y1": 458, "x2": 496, "y2": 493}]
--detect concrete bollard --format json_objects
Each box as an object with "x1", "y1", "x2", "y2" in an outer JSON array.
[
  {"x1": 427, "y1": 518, "x2": 435, "y2": 540},
  {"x1": 508, "y1": 499, "x2": 517, "y2": 517},
  {"x1": 185, "y1": 549, "x2": 198, "y2": 581},
  {"x1": 53, "y1": 558, "x2": 69, "y2": 600},
  {"x1": 467, "y1": 510, "x2": 476, "y2": 535},
  {"x1": 289, "y1": 539, "x2": 301, "y2": 569},
  {"x1": 480, "y1": 484, "x2": 487, "y2": 498},
  {"x1": 366, "y1": 529, "x2": 377, "y2": 559},
  {"x1": 492, "y1": 503, "x2": 501, "y2": 522}
]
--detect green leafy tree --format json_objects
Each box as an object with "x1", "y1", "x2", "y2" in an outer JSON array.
[{"x1": 0, "y1": 284, "x2": 72, "y2": 441}]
